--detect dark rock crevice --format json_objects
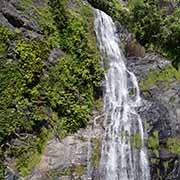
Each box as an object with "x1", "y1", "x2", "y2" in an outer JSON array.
[
  {"x1": 2, "y1": 11, "x2": 24, "y2": 28},
  {"x1": 0, "y1": 1, "x2": 41, "y2": 33}
]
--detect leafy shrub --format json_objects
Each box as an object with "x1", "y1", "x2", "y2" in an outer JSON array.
[
  {"x1": 129, "y1": 0, "x2": 162, "y2": 46},
  {"x1": 48, "y1": 0, "x2": 103, "y2": 137},
  {"x1": 0, "y1": 0, "x2": 103, "y2": 177},
  {"x1": 160, "y1": 9, "x2": 180, "y2": 67},
  {"x1": 166, "y1": 137, "x2": 180, "y2": 154},
  {"x1": 0, "y1": 39, "x2": 51, "y2": 176},
  {"x1": 0, "y1": 26, "x2": 15, "y2": 65},
  {"x1": 88, "y1": 0, "x2": 130, "y2": 26},
  {"x1": 88, "y1": 0, "x2": 180, "y2": 66}
]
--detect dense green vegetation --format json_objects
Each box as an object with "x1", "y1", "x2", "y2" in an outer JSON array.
[
  {"x1": 0, "y1": 34, "x2": 52, "y2": 176},
  {"x1": 129, "y1": 0, "x2": 180, "y2": 68},
  {"x1": 0, "y1": 0, "x2": 179, "y2": 178},
  {"x1": 49, "y1": 165, "x2": 85, "y2": 179},
  {"x1": 139, "y1": 65, "x2": 180, "y2": 89},
  {"x1": 166, "y1": 137, "x2": 180, "y2": 154},
  {"x1": 91, "y1": 137, "x2": 101, "y2": 168},
  {"x1": 147, "y1": 130, "x2": 159, "y2": 157},
  {"x1": 48, "y1": 0, "x2": 103, "y2": 136},
  {"x1": 0, "y1": 0, "x2": 103, "y2": 177},
  {"x1": 88, "y1": 0, "x2": 180, "y2": 67}
]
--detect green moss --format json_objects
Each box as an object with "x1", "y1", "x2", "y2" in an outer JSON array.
[
  {"x1": 147, "y1": 130, "x2": 159, "y2": 157},
  {"x1": 60, "y1": 167, "x2": 72, "y2": 176},
  {"x1": 0, "y1": 161, "x2": 5, "y2": 180},
  {"x1": 169, "y1": 96, "x2": 176, "y2": 103},
  {"x1": 49, "y1": 165, "x2": 85, "y2": 178},
  {"x1": 148, "y1": 131, "x2": 159, "y2": 149},
  {"x1": 77, "y1": 136, "x2": 86, "y2": 142},
  {"x1": 139, "y1": 65, "x2": 180, "y2": 90},
  {"x1": 0, "y1": 0, "x2": 103, "y2": 177},
  {"x1": 163, "y1": 161, "x2": 169, "y2": 172},
  {"x1": 0, "y1": 26, "x2": 15, "y2": 58},
  {"x1": 154, "y1": 149, "x2": 159, "y2": 157},
  {"x1": 145, "y1": 122, "x2": 150, "y2": 131},
  {"x1": 150, "y1": 158, "x2": 159, "y2": 164},
  {"x1": 166, "y1": 137, "x2": 180, "y2": 154},
  {"x1": 74, "y1": 165, "x2": 85, "y2": 176},
  {"x1": 10, "y1": 128, "x2": 50, "y2": 177},
  {"x1": 49, "y1": 167, "x2": 72, "y2": 179},
  {"x1": 91, "y1": 137, "x2": 101, "y2": 168},
  {"x1": 95, "y1": 98, "x2": 103, "y2": 111},
  {"x1": 157, "y1": 168, "x2": 163, "y2": 180},
  {"x1": 120, "y1": 130, "x2": 126, "y2": 141},
  {"x1": 130, "y1": 133, "x2": 142, "y2": 150},
  {"x1": 129, "y1": 89, "x2": 135, "y2": 97}
]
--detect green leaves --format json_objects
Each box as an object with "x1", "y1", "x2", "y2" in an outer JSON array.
[
  {"x1": 160, "y1": 9, "x2": 180, "y2": 67},
  {"x1": 129, "y1": 0, "x2": 162, "y2": 45},
  {"x1": 88, "y1": 0, "x2": 130, "y2": 26},
  {"x1": 128, "y1": 0, "x2": 180, "y2": 66},
  {"x1": 88, "y1": 0, "x2": 180, "y2": 66},
  {"x1": 0, "y1": 161, "x2": 5, "y2": 180},
  {"x1": 0, "y1": 26, "x2": 15, "y2": 64},
  {"x1": 47, "y1": 0, "x2": 103, "y2": 137},
  {"x1": 49, "y1": 0, "x2": 68, "y2": 30},
  {"x1": 0, "y1": 0, "x2": 103, "y2": 176},
  {"x1": 0, "y1": 38, "x2": 51, "y2": 168}
]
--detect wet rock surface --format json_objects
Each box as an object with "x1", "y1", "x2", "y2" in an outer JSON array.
[
  {"x1": 5, "y1": 33, "x2": 180, "y2": 180},
  {"x1": 127, "y1": 54, "x2": 180, "y2": 180},
  {"x1": 7, "y1": 50, "x2": 179, "y2": 180},
  {"x1": 127, "y1": 53, "x2": 171, "y2": 81},
  {"x1": 0, "y1": 0, "x2": 41, "y2": 32},
  {"x1": 5, "y1": 110, "x2": 104, "y2": 180},
  {"x1": 1, "y1": 0, "x2": 179, "y2": 180}
]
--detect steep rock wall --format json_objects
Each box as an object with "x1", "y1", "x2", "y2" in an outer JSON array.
[
  {"x1": 0, "y1": 0, "x2": 179, "y2": 180},
  {"x1": 0, "y1": 0, "x2": 103, "y2": 178}
]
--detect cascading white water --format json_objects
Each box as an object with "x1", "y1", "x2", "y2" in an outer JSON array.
[{"x1": 94, "y1": 10, "x2": 150, "y2": 180}]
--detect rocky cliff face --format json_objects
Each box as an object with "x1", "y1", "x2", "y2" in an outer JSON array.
[
  {"x1": 0, "y1": 0, "x2": 103, "y2": 178},
  {"x1": 1, "y1": 0, "x2": 180, "y2": 180},
  {"x1": 127, "y1": 53, "x2": 180, "y2": 180},
  {"x1": 0, "y1": 0, "x2": 45, "y2": 38},
  {"x1": 7, "y1": 53, "x2": 179, "y2": 180},
  {"x1": 6, "y1": 53, "x2": 180, "y2": 180},
  {"x1": 5, "y1": 107, "x2": 104, "y2": 180}
]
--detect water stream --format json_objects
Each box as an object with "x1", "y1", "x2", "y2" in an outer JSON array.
[{"x1": 94, "y1": 9, "x2": 150, "y2": 180}]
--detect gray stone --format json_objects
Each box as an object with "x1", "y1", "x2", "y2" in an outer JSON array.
[
  {"x1": 46, "y1": 49, "x2": 64, "y2": 66},
  {"x1": 127, "y1": 52, "x2": 180, "y2": 180},
  {"x1": 0, "y1": 0, "x2": 41, "y2": 33},
  {"x1": 127, "y1": 53, "x2": 170, "y2": 81},
  {"x1": 159, "y1": 149, "x2": 177, "y2": 160}
]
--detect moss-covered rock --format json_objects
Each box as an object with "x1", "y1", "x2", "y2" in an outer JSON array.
[
  {"x1": 125, "y1": 36, "x2": 145, "y2": 57},
  {"x1": 0, "y1": 0, "x2": 103, "y2": 177},
  {"x1": 91, "y1": 137, "x2": 101, "y2": 168},
  {"x1": 139, "y1": 65, "x2": 180, "y2": 90},
  {"x1": 165, "y1": 136, "x2": 180, "y2": 154},
  {"x1": 49, "y1": 165, "x2": 85, "y2": 179},
  {"x1": 148, "y1": 131, "x2": 159, "y2": 150},
  {"x1": 130, "y1": 133, "x2": 142, "y2": 150}
]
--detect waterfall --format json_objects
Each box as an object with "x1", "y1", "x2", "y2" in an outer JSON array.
[{"x1": 94, "y1": 10, "x2": 150, "y2": 180}]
